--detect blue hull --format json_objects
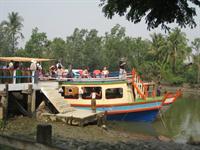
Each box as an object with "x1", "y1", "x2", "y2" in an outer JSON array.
[
  {"x1": 107, "y1": 109, "x2": 159, "y2": 122},
  {"x1": 76, "y1": 102, "x2": 161, "y2": 122}
]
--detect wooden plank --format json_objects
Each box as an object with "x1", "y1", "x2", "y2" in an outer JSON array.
[
  {"x1": 0, "y1": 81, "x2": 57, "y2": 91},
  {"x1": 41, "y1": 110, "x2": 104, "y2": 126},
  {"x1": 56, "y1": 109, "x2": 100, "y2": 119},
  {"x1": 0, "y1": 83, "x2": 40, "y2": 91},
  {"x1": 41, "y1": 87, "x2": 75, "y2": 113}
]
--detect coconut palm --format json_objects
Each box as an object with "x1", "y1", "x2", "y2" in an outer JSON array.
[
  {"x1": 167, "y1": 28, "x2": 191, "y2": 73},
  {"x1": 149, "y1": 33, "x2": 169, "y2": 65},
  {"x1": 1, "y1": 12, "x2": 24, "y2": 54}
]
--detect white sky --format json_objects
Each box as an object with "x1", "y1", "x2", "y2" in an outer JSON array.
[{"x1": 0, "y1": 0, "x2": 200, "y2": 48}]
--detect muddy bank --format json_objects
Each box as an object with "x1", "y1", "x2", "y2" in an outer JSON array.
[{"x1": 0, "y1": 117, "x2": 200, "y2": 150}]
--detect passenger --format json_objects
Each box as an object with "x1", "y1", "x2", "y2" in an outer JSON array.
[
  {"x1": 14, "y1": 61, "x2": 20, "y2": 70},
  {"x1": 101, "y1": 66, "x2": 109, "y2": 78},
  {"x1": 36, "y1": 62, "x2": 42, "y2": 70},
  {"x1": 57, "y1": 65, "x2": 64, "y2": 80},
  {"x1": 49, "y1": 65, "x2": 56, "y2": 78},
  {"x1": 56, "y1": 60, "x2": 63, "y2": 69},
  {"x1": 30, "y1": 60, "x2": 37, "y2": 71},
  {"x1": 93, "y1": 70, "x2": 101, "y2": 78},
  {"x1": 157, "y1": 82, "x2": 162, "y2": 96},
  {"x1": 90, "y1": 88, "x2": 102, "y2": 99},
  {"x1": 30, "y1": 60, "x2": 37, "y2": 83},
  {"x1": 119, "y1": 57, "x2": 127, "y2": 79},
  {"x1": 66, "y1": 63, "x2": 74, "y2": 78},
  {"x1": 82, "y1": 68, "x2": 89, "y2": 78},
  {"x1": 8, "y1": 60, "x2": 14, "y2": 69}
]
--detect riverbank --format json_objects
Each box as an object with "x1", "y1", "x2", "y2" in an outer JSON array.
[{"x1": 0, "y1": 117, "x2": 200, "y2": 150}]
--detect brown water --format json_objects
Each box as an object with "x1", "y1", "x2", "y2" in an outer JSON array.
[{"x1": 108, "y1": 90, "x2": 200, "y2": 143}]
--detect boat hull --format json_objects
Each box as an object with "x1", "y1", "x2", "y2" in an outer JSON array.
[
  {"x1": 107, "y1": 109, "x2": 159, "y2": 122},
  {"x1": 75, "y1": 102, "x2": 162, "y2": 122}
]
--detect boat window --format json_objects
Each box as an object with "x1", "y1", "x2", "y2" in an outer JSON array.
[
  {"x1": 81, "y1": 87, "x2": 102, "y2": 100},
  {"x1": 63, "y1": 86, "x2": 79, "y2": 99},
  {"x1": 106, "y1": 88, "x2": 123, "y2": 99}
]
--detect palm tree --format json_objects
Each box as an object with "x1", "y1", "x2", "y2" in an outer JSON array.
[
  {"x1": 167, "y1": 28, "x2": 190, "y2": 73},
  {"x1": 148, "y1": 33, "x2": 170, "y2": 79},
  {"x1": 149, "y1": 33, "x2": 169, "y2": 65},
  {"x1": 2, "y1": 12, "x2": 24, "y2": 54}
]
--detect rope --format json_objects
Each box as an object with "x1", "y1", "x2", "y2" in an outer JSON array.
[{"x1": 157, "y1": 96, "x2": 168, "y2": 129}]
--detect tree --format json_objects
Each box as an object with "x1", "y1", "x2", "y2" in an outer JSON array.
[
  {"x1": 100, "y1": 0, "x2": 200, "y2": 30},
  {"x1": 25, "y1": 27, "x2": 50, "y2": 58},
  {"x1": 49, "y1": 38, "x2": 67, "y2": 65},
  {"x1": 192, "y1": 38, "x2": 200, "y2": 84},
  {"x1": 1, "y1": 12, "x2": 24, "y2": 54},
  {"x1": 0, "y1": 24, "x2": 11, "y2": 56},
  {"x1": 167, "y1": 28, "x2": 191, "y2": 73},
  {"x1": 148, "y1": 33, "x2": 169, "y2": 80},
  {"x1": 102, "y1": 24, "x2": 127, "y2": 70},
  {"x1": 83, "y1": 29, "x2": 102, "y2": 70},
  {"x1": 66, "y1": 28, "x2": 88, "y2": 68}
]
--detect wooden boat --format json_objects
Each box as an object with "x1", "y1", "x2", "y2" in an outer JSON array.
[{"x1": 58, "y1": 69, "x2": 182, "y2": 122}]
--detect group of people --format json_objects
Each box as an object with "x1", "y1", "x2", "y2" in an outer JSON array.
[
  {"x1": 49, "y1": 63, "x2": 110, "y2": 79},
  {"x1": 1, "y1": 57, "x2": 128, "y2": 80},
  {"x1": 2, "y1": 61, "x2": 23, "y2": 70},
  {"x1": 48, "y1": 58, "x2": 128, "y2": 79},
  {"x1": 89, "y1": 66, "x2": 109, "y2": 78},
  {"x1": 49, "y1": 61, "x2": 73, "y2": 79}
]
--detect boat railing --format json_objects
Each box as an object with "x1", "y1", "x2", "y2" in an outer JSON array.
[
  {"x1": 0, "y1": 68, "x2": 36, "y2": 84},
  {"x1": 132, "y1": 69, "x2": 147, "y2": 99},
  {"x1": 57, "y1": 75, "x2": 133, "y2": 82}
]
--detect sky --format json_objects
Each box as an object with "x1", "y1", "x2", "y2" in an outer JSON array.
[{"x1": 0, "y1": 0, "x2": 200, "y2": 48}]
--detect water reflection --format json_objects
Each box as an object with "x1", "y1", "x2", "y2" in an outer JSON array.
[
  {"x1": 154, "y1": 93, "x2": 200, "y2": 143},
  {"x1": 108, "y1": 121, "x2": 158, "y2": 136},
  {"x1": 108, "y1": 92, "x2": 200, "y2": 143}
]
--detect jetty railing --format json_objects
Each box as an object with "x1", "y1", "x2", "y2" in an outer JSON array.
[{"x1": 0, "y1": 69, "x2": 36, "y2": 84}]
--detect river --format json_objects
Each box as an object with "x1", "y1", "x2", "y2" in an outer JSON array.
[{"x1": 107, "y1": 88, "x2": 200, "y2": 143}]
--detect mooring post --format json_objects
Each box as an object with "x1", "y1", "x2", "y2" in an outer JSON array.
[
  {"x1": 36, "y1": 124, "x2": 52, "y2": 145},
  {"x1": 27, "y1": 84, "x2": 33, "y2": 113},
  {"x1": 1, "y1": 83, "x2": 9, "y2": 120},
  {"x1": 31, "y1": 89, "x2": 36, "y2": 113}
]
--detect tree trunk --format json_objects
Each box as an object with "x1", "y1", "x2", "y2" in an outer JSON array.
[{"x1": 172, "y1": 47, "x2": 177, "y2": 73}]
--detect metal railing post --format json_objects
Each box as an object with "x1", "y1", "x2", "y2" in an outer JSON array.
[
  {"x1": 31, "y1": 70, "x2": 35, "y2": 84},
  {"x1": 13, "y1": 70, "x2": 16, "y2": 84}
]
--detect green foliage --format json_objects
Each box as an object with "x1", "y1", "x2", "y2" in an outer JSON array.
[
  {"x1": 100, "y1": 0, "x2": 200, "y2": 30},
  {"x1": 184, "y1": 64, "x2": 198, "y2": 84},
  {"x1": 163, "y1": 69, "x2": 186, "y2": 85},
  {"x1": 0, "y1": 12, "x2": 200, "y2": 86},
  {"x1": 24, "y1": 27, "x2": 50, "y2": 58}
]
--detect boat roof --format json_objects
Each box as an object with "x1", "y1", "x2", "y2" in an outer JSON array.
[
  {"x1": 59, "y1": 78, "x2": 129, "y2": 85},
  {"x1": 0, "y1": 57, "x2": 54, "y2": 62}
]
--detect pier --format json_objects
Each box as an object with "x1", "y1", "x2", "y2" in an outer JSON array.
[{"x1": 0, "y1": 69, "x2": 105, "y2": 126}]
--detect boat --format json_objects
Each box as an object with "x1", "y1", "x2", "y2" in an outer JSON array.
[{"x1": 57, "y1": 69, "x2": 182, "y2": 122}]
